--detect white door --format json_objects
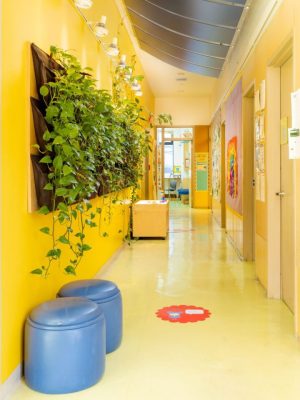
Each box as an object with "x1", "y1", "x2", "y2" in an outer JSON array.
[{"x1": 280, "y1": 56, "x2": 295, "y2": 312}]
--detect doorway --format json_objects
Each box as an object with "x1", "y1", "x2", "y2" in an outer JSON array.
[
  {"x1": 243, "y1": 85, "x2": 255, "y2": 261},
  {"x1": 280, "y1": 55, "x2": 295, "y2": 312},
  {"x1": 266, "y1": 37, "x2": 295, "y2": 311},
  {"x1": 156, "y1": 127, "x2": 193, "y2": 205}
]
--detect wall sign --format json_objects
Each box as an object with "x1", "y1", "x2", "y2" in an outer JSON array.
[
  {"x1": 195, "y1": 152, "x2": 208, "y2": 191},
  {"x1": 156, "y1": 305, "x2": 211, "y2": 323},
  {"x1": 288, "y1": 128, "x2": 300, "y2": 159}
]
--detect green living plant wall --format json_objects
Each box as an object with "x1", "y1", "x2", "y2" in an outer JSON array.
[{"x1": 32, "y1": 46, "x2": 171, "y2": 278}]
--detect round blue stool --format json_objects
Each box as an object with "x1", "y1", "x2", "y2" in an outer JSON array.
[
  {"x1": 58, "y1": 280, "x2": 122, "y2": 353},
  {"x1": 24, "y1": 297, "x2": 105, "y2": 394}
]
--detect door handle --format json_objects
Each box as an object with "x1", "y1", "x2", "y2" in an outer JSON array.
[{"x1": 276, "y1": 192, "x2": 286, "y2": 196}]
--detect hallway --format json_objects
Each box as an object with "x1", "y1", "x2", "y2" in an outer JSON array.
[{"x1": 11, "y1": 205, "x2": 300, "y2": 400}]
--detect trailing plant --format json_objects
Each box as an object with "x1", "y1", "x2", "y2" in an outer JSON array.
[
  {"x1": 31, "y1": 46, "x2": 171, "y2": 277},
  {"x1": 111, "y1": 56, "x2": 172, "y2": 242}
]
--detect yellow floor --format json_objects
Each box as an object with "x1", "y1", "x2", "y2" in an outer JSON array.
[{"x1": 10, "y1": 207, "x2": 300, "y2": 399}]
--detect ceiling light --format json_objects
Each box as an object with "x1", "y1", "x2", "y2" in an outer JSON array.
[
  {"x1": 94, "y1": 16, "x2": 108, "y2": 38},
  {"x1": 75, "y1": 0, "x2": 93, "y2": 9},
  {"x1": 131, "y1": 79, "x2": 141, "y2": 91},
  {"x1": 118, "y1": 54, "x2": 126, "y2": 68},
  {"x1": 107, "y1": 37, "x2": 119, "y2": 57}
]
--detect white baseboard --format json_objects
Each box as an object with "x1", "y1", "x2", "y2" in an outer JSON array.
[
  {"x1": 1, "y1": 364, "x2": 22, "y2": 400},
  {"x1": 95, "y1": 243, "x2": 125, "y2": 278}
]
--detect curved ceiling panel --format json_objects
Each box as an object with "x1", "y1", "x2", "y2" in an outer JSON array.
[
  {"x1": 136, "y1": 0, "x2": 244, "y2": 27},
  {"x1": 139, "y1": 42, "x2": 220, "y2": 78},
  {"x1": 130, "y1": 17, "x2": 229, "y2": 58},
  {"x1": 126, "y1": 0, "x2": 235, "y2": 45},
  {"x1": 135, "y1": 26, "x2": 225, "y2": 70},
  {"x1": 124, "y1": 0, "x2": 247, "y2": 77}
]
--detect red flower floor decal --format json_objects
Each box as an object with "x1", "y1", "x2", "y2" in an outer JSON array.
[{"x1": 156, "y1": 305, "x2": 211, "y2": 323}]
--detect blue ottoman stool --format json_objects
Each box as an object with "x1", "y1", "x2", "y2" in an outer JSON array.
[
  {"x1": 58, "y1": 280, "x2": 122, "y2": 353},
  {"x1": 24, "y1": 297, "x2": 105, "y2": 394},
  {"x1": 177, "y1": 188, "x2": 189, "y2": 197}
]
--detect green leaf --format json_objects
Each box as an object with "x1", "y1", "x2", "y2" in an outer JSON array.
[
  {"x1": 96, "y1": 207, "x2": 102, "y2": 214},
  {"x1": 76, "y1": 203, "x2": 84, "y2": 213},
  {"x1": 75, "y1": 232, "x2": 85, "y2": 239},
  {"x1": 40, "y1": 155, "x2": 52, "y2": 164},
  {"x1": 86, "y1": 219, "x2": 96, "y2": 227},
  {"x1": 85, "y1": 201, "x2": 92, "y2": 210},
  {"x1": 43, "y1": 183, "x2": 53, "y2": 191},
  {"x1": 53, "y1": 155, "x2": 63, "y2": 170},
  {"x1": 102, "y1": 232, "x2": 109, "y2": 237},
  {"x1": 58, "y1": 235, "x2": 69, "y2": 244},
  {"x1": 38, "y1": 205, "x2": 50, "y2": 215},
  {"x1": 43, "y1": 130, "x2": 52, "y2": 141},
  {"x1": 58, "y1": 212, "x2": 69, "y2": 223},
  {"x1": 53, "y1": 136, "x2": 65, "y2": 145},
  {"x1": 40, "y1": 85, "x2": 49, "y2": 97},
  {"x1": 57, "y1": 202, "x2": 68, "y2": 212},
  {"x1": 31, "y1": 268, "x2": 43, "y2": 275},
  {"x1": 45, "y1": 144, "x2": 53, "y2": 152},
  {"x1": 46, "y1": 105, "x2": 59, "y2": 121},
  {"x1": 56, "y1": 187, "x2": 68, "y2": 197},
  {"x1": 63, "y1": 165, "x2": 73, "y2": 175},
  {"x1": 32, "y1": 144, "x2": 40, "y2": 150},
  {"x1": 71, "y1": 210, "x2": 77, "y2": 219},
  {"x1": 65, "y1": 266, "x2": 76, "y2": 275},
  {"x1": 90, "y1": 212, "x2": 96, "y2": 219},
  {"x1": 59, "y1": 175, "x2": 77, "y2": 186},
  {"x1": 46, "y1": 248, "x2": 61, "y2": 259},
  {"x1": 62, "y1": 145, "x2": 73, "y2": 156},
  {"x1": 81, "y1": 244, "x2": 92, "y2": 251},
  {"x1": 40, "y1": 227, "x2": 50, "y2": 235}
]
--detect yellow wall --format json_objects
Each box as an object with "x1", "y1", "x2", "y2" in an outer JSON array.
[
  {"x1": 211, "y1": 0, "x2": 300, "y2": 333},
  {"x1": 1, "y1": 0, "x2": 154, "y2": 382}
]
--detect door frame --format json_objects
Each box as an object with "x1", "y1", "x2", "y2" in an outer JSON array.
[
  {"x1": 156, "y1": 126, "x2": 194, "y2": 202},
  {"x1": 242, "y1": 83, "x2": 255, "y2": 261},
  {"x1": 266, "y1": 36, "x2": 293, "y2": 299}
]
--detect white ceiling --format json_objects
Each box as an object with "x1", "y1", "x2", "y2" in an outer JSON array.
[{"x1": 138, "y1": 49, "x2": 217, "y2": 98}]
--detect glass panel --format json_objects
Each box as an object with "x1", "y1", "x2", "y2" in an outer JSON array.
[
  {"x1": 163, "y1": 127, "x2": 193, "y2": 140},
  {"x1": 157, "y1": 128, "x2": 163, "y2": 144},
  {"x1": 164, "y1": 142, "x2": 173, "y2": 177}
]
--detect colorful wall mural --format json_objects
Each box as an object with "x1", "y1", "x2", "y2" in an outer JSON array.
[{"x1": 225, "y1": 80, "x2": 242, "y2": 214}]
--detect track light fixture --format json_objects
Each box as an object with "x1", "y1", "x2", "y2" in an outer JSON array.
[
  {"x1": 107, "y1": 37, "x2": 119, "y2": 57},
  {"x1": 74, "y1": 0, "x2": 93, "y2": 9},
  {"x1": 94, "y1": 16, "x2": 108, "y2": 38}
]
